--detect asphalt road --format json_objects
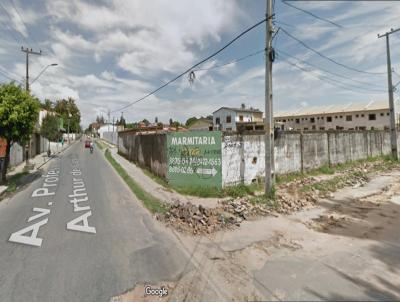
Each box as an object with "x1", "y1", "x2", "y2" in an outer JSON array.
[{"x1": 0, "y1": 142, "x2": 189, "y2": 302}]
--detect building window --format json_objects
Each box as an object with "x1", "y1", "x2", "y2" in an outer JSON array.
[
  {"x1": 216, "y1": 117, "x2": 220, "y2": 125},
  {"x1": 346, "y1": 115, "x2": 352, "y2": 121},
  {"x1": 321, "y1": 117, "x2": 324, "y2": 120},
  {"x1": 317, "y1": 117, "x2": 320, "y2": 120},
  {"x1": 304, "y1": 128, "x2": 308, "y2": 130},
  {"x1": 356, "y1": 114, "x2": 359, "y2": 118},
  {"x1": 283, "y1": 119, "x2": 286, "y2": 122},
  {"x1": 320, "y1": 127, "x2": 325, "y2": 130},
  {"x1": 368, "y1": 114, "x2": 376, "y2": 120},
  {"x1": 335, "y1": 116, "x2": 338, "y2": 119},
  {"x1": 312, "y1": 125, "x2": 316, "y2": 130},
  {"x1": 380, "y1": 113, "x2": 384, "y2": 116},
  {"x1": 295, "y1": 118, "x2": 300, "y2": 124},
  {"x1": 327, "y1": 116, "x2": 332, "y2": 122},
  {"x1": 239, "y1": 115, "x2": 243, "y2": 122},
  {"x1": 226, "y1": 115, "x2": 231, "y2": 123},
  {"x1": 310, "y1": 117, "x2": 315, "y2": 123},
  {"x1": 226, "y1": 127, "x2": 232, "y2": 131},
  {"x1": 361, "y1": 114, "x2": 365, "y2": 117},
  {"x1": 387, "y1": 113, "x2": 390, "y2": 116},
  {"x1": 340, "y1": 115, "x2": 343, "y2": 119}
]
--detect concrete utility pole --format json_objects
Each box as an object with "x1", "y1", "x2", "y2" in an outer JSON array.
[
  {"x1": 108, "y1": 110, "x2": 111, "y2": 132},
  {"x1": 21, "y1": 47, "x2": 42, "y2": 92},
  {"x1": 378, "y1": 28, "x2": 400, "y2": 160},
  {"x1": 265, "y1": 0, "x2": 275, "y2": 194}
]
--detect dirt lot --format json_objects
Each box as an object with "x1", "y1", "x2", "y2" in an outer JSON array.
[{"x1": 112, "y1": 167, "x2": 400, "y2": 301}]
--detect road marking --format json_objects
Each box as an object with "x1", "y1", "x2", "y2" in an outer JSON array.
[
  {"x1": 67, "y1": 157, "x2": 96, "y2": 234},
  {"x1": 67, "y1": 211, "x2": 96, "y2": 234},
  {"x1": 27, "y1": 207, "x2": 50, "y2": 222},
  {"x1": 9, "y1": 218, "x2": 49, "y2": 247}
]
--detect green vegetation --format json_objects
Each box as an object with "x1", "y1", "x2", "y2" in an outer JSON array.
[
  {"x1": 95, "y1": 140, "x2": 105, "y2": 150},
  {"x1": 2, "y1": 172, "x2": 29, "y2": 194},
  {"x1": 41, "y1": 114, "x2": 61, "y2": 153},
  {"x1": 104, "y1": 149, "x2": 168, "y2": 214},
  {"x1": 0, "y1": 82, "x2": 40, "y2": 184}
]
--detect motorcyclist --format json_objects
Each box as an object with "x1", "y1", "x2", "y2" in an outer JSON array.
[{"x1": 89, "y1": 141, "x2": 94, "y2": 153}]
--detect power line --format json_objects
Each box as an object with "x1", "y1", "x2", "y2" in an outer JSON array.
[
  {"x1": 8, "y1": 0, "x2": 40, "y2": 48},
  {"x1": 193, "y1": 49, "x2": 264, "y2": 72},
  {"x1": 280, "y1": 27, "x2": 386, "y2": 75},
  {"x1": 277, "y1": 54, "x2": 386, "y2": 94},
  {"x1": 111, "y1": 18, "x2": 267, "y2": 113},
  {"x1": 276, "y1": 48, "x2": 384, "y2": 89},
  {"x1": 0, "y1": 68, "x2": 22, "y2": 84},
  {"x1": 281, "y1": 0, "x2": 343, "y2": 28},
  {"x1": 0, "y1": 1, "x2": 30, "y2": 46},
  {"x1": 0, "y1": 65, "x2": 23, "y2": 82}
]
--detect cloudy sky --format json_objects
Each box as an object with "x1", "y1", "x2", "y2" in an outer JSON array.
[{"x1": 0, "y1": 0, "x2": 399, "y2": 127}]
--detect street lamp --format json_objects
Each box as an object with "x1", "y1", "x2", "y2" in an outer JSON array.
[{"x1": 30, "y1": 63, "x2": 58, "y2": 85}]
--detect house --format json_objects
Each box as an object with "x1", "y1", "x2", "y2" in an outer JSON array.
[
  {"x1": 213, "y1": 107, "x2": 263, "y2": 132},
  {"x1": 98, "y1": 123, "x2": 115, "y2": 138},
  {"x1": 188, "y1": 118, "x2": 213, "y2": 131},
  {"x1": 274, "y1": 100, "x2": 399, "y2": 131}
]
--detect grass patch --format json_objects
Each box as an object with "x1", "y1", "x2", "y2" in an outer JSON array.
[
  {"x1": 95, "y1": 140, "x2": 105, "y2": 150},
  {"x1": 141, "y1": 168, "x2": 172, "y2": 191},
  {"x1": 2, "y1": 172, "x2": 29, "y2": 193},
  {"x1": 249, "y1": 194, "x2": 280, "y2": 209},
  {"x1": 104, "y1": 149, "x2": 168, "y2": 214}
]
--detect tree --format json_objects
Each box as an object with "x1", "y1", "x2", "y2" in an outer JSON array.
[
  {"x1": 155, "y1": 116, "x2": 158, "y2": 123},
  {"x1": 40, "y1": 114, "x2": 60, "y2": 152},
  {"x1": 96, "y1": 115, "x2": 105, "y2": 125},
  {"x1": 0, "y1": 83, "x2": 40, "y2": 184},
  {"x1": 169, "y1": 118, "x2": 173, "y2": 126},
  {"x1": 185, "y1": 116, "x2": 198, "y2": 127},
  {"x1": 54, "y1": 97, "x2": 81, "y2": 133},
  {"x1": 42, "y1": 99, "x2": 53, "y2": 111},
  {"x1": 142, "y1": 119, "x2": 150, "y2": 126},
  {"x1": 241, "y1": 103, "x2": 246, "y2": 109}
]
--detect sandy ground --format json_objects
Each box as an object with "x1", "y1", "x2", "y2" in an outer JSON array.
[{"x1": 111, "y1": 169, "x2": 400, "y2": 301}]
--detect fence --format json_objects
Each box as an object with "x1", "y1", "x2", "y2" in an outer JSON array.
[
  {"x1": 118, "y1": 131, "x2": 167, "y2": 178},
  {"x1": 222, "y1": 130, "x2": 393, "y2": 186},
  {"x1": 102, "y1": 131, "x2": 118, "y2": 146},
  {"x1": 116, "y1": 130, "x2": 396, "y2": 187}
]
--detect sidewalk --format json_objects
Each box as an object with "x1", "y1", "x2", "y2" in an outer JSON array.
[
  {"x1": 0, "y1": 141, "x2": 73, "y2": 195},
  {"x1": 101, "y1": 140, "x2": 221, "y2": 208}
]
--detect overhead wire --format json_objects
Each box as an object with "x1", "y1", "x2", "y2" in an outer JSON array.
[
  {"x1": 111, "y1": 17, "x2": 268, "y2": 113},
  {"x1": 0, "y1": 1, "x2": 30, "y2": 46},
  {"x1": 279, "y1": 27, "x2": 386, "y2": 75},
  {"x1": 276, "y1": 48, "x2": 384, "y2": 89},
  {"x1": 8, "y1": 0, "x2": 40, "y2": 49},
  {"x1": 277, "y1": 53, "x2": 386, "y2": 94},
  {"x1": 192, "y1": 49, "x2": 264, "y2": 72},
  {"x1": 281, "y1": 0, "x2": 343, "y2": 28}
]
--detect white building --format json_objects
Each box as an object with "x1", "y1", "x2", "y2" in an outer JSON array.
[
  {"x1": 98, "y1": 123, "x2": 116, "y2": 138},
  {"x1": 213, "y1": 107, "x2": 263, "y2": 132},
  {"x1": 275, "y1": 100, "x2": 400, "y2": 131}
]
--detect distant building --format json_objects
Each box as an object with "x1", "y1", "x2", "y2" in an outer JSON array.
[
  {"x1": 188, "y1": 118, "x2": 213, "y2": 131},
  {"x1": 213, "y1": 107, "x2": 263, "y2": 132},
  {"x1": 274, "y1": 100, "x2": 399, "y2": 131}
]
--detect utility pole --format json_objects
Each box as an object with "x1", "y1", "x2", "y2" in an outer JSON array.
[
  {"x1": 378, "y1": 28, "x2": 400, "y2": 160},
  {"x1": 108, "y1": 110, "x2": 111, "y2": 132},
  {"x1": 265, "y1": 0, "x2": 275, "y2": 194},
  {"x1": 21, "y1": 47, "x2": 41, "y2": 165},
  {"x1": 21, "y1": 47, "x2": 42, "y2": 92}
]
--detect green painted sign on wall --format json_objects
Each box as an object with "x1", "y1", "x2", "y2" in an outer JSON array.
[{"x1": 167, "y1": 131, "x2": 222, "y2": 188}]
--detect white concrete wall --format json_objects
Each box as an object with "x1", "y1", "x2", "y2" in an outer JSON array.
[
  {"x1": 222, "y1": 131, "x2": 396, "y2": 186},
  {"x1": 102, "y1": 131, "x2": 118, "y2": 145}
]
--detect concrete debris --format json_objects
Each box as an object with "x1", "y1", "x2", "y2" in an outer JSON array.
[{"x1": 157, "y1": 162, "x2": 379, "y2": 235}]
